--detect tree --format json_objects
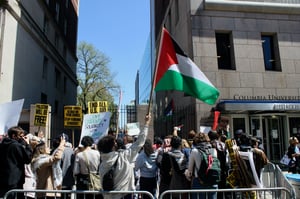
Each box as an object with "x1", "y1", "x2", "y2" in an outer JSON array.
[{"x1": 77, "y1": 41, "x2": 119, "y2": 113}]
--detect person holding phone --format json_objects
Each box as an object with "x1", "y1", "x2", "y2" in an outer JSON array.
[{"x1": 0, "y1": 126, "x2": 33, "y2": 199}]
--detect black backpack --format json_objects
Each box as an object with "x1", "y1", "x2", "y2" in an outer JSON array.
[{"x1": 197, "y1": 149, "x2": 221, "y2": 185}]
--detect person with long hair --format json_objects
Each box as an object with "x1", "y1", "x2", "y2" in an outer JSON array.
[
  {"x1": 135, "y1": 139, "x2": 158, "y2": 199},
  {"x1": 31, "y1": 136, "x2": 65, "y2": 199},
  {"x1": 287, "y1": 136, "x2": 300, "y2": 173},
  {"x1": 185, "y1": 132, "x2": 219, "y2": 199}
]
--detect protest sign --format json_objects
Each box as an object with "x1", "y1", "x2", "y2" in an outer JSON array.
[
  {"x1": 34, "y1": 104, "x2": 49, "y2": 127},
  {"x1": 64, "y1": 106, "x2": 82, "y2": 128},
  {"x1": 88, "y1": 101, "x2": 108, "y2": 114},
  {"x1": 0, "y1": 99, "x2": 24, "y2": 134},
  {"x1": 126, "y1": 122, "x2": 140, "y2": 136},
  {"x1": 80, "y1": 112, "x2": 111, "y2": 144},
  {"x1": 239, "y1": 151, "x2": 263, "y2": 188},
  {"x1": 200, "y1": 126, "x2": 211, "y2": 134}
]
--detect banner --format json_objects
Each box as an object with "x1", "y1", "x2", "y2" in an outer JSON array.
[
  {"x1": 0, "y1": 99, "x2": 24, "y2": 134},
  {"x1": 80, "y1": 112, "x2": 111, "y2": 144}
]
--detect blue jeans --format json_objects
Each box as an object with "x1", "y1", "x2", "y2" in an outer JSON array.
[{"x1": 191, "y1": 177, "x2": 218, "y2": 199}]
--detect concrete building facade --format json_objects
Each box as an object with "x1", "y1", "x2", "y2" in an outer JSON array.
[
  {"x1": 0, "y1": 0, "x2": 78, "y2": 138},
  {"x1": 152, "y1": 0, "x2": 300, "y2": 162}
]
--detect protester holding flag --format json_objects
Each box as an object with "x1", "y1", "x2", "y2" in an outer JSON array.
[{"x1": 97, "y1": 114, "x2": 151, "y2": 199}]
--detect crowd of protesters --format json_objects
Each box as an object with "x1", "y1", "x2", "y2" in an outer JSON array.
[{"x1": 0, "y1": 113, "x2": 270, "y2": 199}]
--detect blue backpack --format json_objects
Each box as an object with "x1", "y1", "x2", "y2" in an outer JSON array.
[{"x1": 198, "y1": 149, "x2": 221, "y2": 185}]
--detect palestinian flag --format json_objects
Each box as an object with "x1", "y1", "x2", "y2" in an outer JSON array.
[{"x1": 154, "y1": 28, "x2": 220, "y2": 105}]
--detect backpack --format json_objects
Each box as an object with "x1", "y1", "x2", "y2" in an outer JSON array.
[
  {"x1": 197, "y1": 149, "x2": 221, "y2": 185},
  {"x1": 102, "y1": 155, "x2": 118, "y2": 191}
]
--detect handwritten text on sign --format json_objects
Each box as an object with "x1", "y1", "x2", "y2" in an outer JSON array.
[
  {"x1": 88, "y1": 101, "x2": 108, "y2": 113},
  {"x1": 64, "y1": 106, "x2": 82, "y2": 127},
  {"x1": 34, "y1": 104, "x2": 49, "y2": 127}
]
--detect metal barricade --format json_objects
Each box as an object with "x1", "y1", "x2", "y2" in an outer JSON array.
[
  {"x1": 2, "y1": 163, "x2": 296, "y2": 199},
  {"x1": 3, "y1": 189, "x2": 155, "y2": 199},
  {"x1": 159, "y1": 188, "x2": 293, "y2": 199},
  {"x1": 275, "y1": 164, "x2": 297, "y2": 199}
]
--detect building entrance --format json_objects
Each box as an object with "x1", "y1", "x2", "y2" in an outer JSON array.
[{"x1": 250, "y1": 115, "x2": 286, "y2": 162}]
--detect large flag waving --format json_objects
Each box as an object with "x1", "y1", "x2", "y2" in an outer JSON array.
[{"x1": 154, "y1": 28, "x2": 219, "y2": 105}]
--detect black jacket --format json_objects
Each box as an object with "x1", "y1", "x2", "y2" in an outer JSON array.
[{"x1": 0, "y1": 137, "x2": 33, "y2": 188}]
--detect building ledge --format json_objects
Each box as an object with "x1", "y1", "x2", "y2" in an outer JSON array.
[
  {"x1": 204, "y1": 0, "x2": 300, "y2": 14},
  {"x1": 217, "y1": 99, "x2": 300, "y2": 113}
]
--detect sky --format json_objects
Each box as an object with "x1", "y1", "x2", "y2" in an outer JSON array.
[{"x1": 77, "y1": 1, "x2": 150, "y2": 105}]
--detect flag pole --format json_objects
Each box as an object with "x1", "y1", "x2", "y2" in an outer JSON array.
[
  {"x1": 116, "y1": 88, "x2": 122, "y2": 136},
  {"x1": 147, "y1": 26, "x2": 165, "y2": 115}
]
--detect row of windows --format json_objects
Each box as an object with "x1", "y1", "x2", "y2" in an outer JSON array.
[
  {"x1": 216, "y1": 32, "x2": 281, "y2": 71},
  {"x1": 43, "y1": 56, "x2": 67, "y2": 93}
]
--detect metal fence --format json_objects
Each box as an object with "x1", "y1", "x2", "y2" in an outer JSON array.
[
  {"x1": 154, "y1": 104, "x2": 197, "y2": 138},
  {"x1": 3, "y1": 190, "x2": 154, "y2": 199},
  {"x1": 109, "y1": 104, "x2": 197, "y2": 139},
  {"x1": 159, "y1": 187, "x2": 293, "y2": 199},
  {"x1": 3, "y1": 187, "x2": 293, "y2": 199},
  {"x1": 3, "y1": 163, "x2": 297, "y2": 199}
]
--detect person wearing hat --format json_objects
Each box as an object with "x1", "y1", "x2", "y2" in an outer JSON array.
[{"x1": 23, "y1": 134, "x2": 43, "y2": 199}]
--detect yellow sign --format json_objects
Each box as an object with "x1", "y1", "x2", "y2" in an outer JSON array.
[
  {"x1": 88, "y1": 101, "x2": 108, "y2": 113},
  {"x1": 64, "y1": 106, "x2": 82, "y2": 127},
  {"x1": 34, "y1": 104, "x2": 49, "y2": 127}
]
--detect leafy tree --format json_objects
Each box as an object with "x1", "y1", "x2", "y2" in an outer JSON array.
[{"x1": 77, "y1": 41, "x2": 119, "y2": 113}]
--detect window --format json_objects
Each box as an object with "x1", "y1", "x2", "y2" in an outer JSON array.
[
  {"x1": 55, "y1": 2, "x2": 60, "y2": 22},
  {"x1": 167, "y1": 11, "x2": 172, "y2": 32},
  {"x1": 42, "y1": 56, "x2": 48, "y2": 79},
  {"x1": 288, "y1": 117, "x2": 300, "y2": 137},
  {"x1": 261, "y1": 34, "x2": 281, "y2": 71},
  {"x1": 64, "y1": 76, "x2": 67, "y2": 94},
  {"x1": 55, "y1": 33, "x2": 59, "y2": 48},
  {"x1": 55, "y1": 68, "x2": 61, "y2": 89},
  {"x1": 174, "y1": 0, "x2": 179, "y2": 25},
  {"x1": 63, "y1": 19, "x2": 67, "y2": 35},
  {"x1": 63, "y1": 45, "x2": 67, "y2": 59},
  {"x1": 43, "y1": 15, "x2": 48, "y2": 33},
  {"x1": 232, "y1": 117, "x2": 247, "y2": 136},
  {"x1": 215, "y1": 32, "x2": 235, "y2": 70},
  {"x1": 41, "y1": 93, "x2": 47, "y2": 104},
  {"x1": 54, "y1": 100, "x2": 59, "y2": 114}
]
